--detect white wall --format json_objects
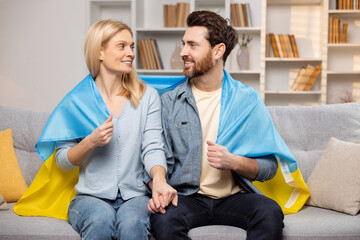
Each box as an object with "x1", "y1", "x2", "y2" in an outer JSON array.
[{"x1": 0, "y1": 0, "x2": 88, "y2": 112}]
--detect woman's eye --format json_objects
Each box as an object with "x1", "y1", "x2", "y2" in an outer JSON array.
[{"x1": 118, "y1": 45, "x2": 124, "y2": 49}]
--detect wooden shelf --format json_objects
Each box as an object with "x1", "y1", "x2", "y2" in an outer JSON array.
[{"x1": 87, "y1": 0, "x2": 360, "y2": 106}]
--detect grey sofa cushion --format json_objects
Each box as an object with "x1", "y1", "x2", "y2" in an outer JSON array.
[
  {"x1": 0, "y1": 105, "x2": 49, "y2": 185},
  {"x1": 0, "y1": 203, "x2": 80, "y2": 240},
  {"x1": 267, "y1": 103, "x2": 360, "y2": 181}
]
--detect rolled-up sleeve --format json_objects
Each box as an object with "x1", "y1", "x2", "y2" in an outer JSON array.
[
  {"x1": 55, "y1": 140, "x2": 79, "y2": 171},
  {"x1": 254, "y1": 154, "x2": 278, "y2": 182}
]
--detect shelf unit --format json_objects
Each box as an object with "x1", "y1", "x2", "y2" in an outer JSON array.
[{"x1": 86, "y1": 0, "x2": 360, "y2": 106}]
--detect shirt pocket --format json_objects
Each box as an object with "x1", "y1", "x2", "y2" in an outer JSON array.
[{"x1": 168, "y1": 120, "x2": 192, "y2": 156}]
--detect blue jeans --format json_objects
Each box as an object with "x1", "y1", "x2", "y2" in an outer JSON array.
[
  {"x1": 151, "y1": 193, "x2": 284, "y2": 240},
  {"x1": 68, "y1": 194, "x2": 151, "y2": 240}
]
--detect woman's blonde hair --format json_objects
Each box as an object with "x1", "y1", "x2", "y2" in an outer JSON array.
[{"x1": 84, "y1": 19, "x2": 145, "y2": 107}]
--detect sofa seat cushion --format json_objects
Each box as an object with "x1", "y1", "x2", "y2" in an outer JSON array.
[
  {"x1": 188, "y1": 206, "x2": 360, "y2": 240},
  {"x1": 0, "y1": 203, "x2": 80, "y2": 240},
  {"x1": 284, "y1": 206, "x2": 360, "y2": 240}
]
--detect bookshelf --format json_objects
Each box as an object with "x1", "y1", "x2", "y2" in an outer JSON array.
[{"x1": 86, "y1": 0, "x2": 360, "y2": 106}]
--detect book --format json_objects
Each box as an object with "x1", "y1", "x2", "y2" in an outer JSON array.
[
  {"x1": 231, "y1": 4, "x2": 239, "y2": 27},
  {"x1": 238, "y1": 3, "x2": 245, "y2": 27},
  {"x1": 279, "y1": 34, "x2": 288, "y2": 58},
  {"x1": 304, "y1": 65, "x2": 321, "y2": 91},
  {"x1": 341, "y1": 23, "x2": 348, "y2": 43},
  {"x1": 245, "y1": 3, "x2": 252, "y2": 27},
  {"x1": 295, "y1": 64, "x2": 315, "y2": 91},
  {"x1": 153, "y1": 39, "x2": 164, "y2": 69},
  {"x1": 266, "y1": 34, "x2": 270, "y2": 58},
  {"x1": 163, "y1": 5, "x2": 168, "y2": 27},
  {"x1": 137, "y1": 40, "x2": 147, "y2": 69},
  {"x1": 269, "y1": 33, "x2": 280, "y2": 57},
  {"x1": 284, "y1": 35, "x2": 294, "y2": 58},
  {"x1": 150, "y1": 39, "x2": 160, "y2": 69},
  {"x1": 142, "y1": 39, "x2": 155, "y2": 69},
  {"x1": 291, "y1": 66, "x2": 306, "y2": 91},
  {"x1": 175, "y1": 2, "x2": 182, "y2": 27},
  {"x1": 184, "y1": 3, "x2": 190, "y2": 27},
  {"x1": 329, "y1": 16, "x2": 333, "y2": 43},
  {"x1": 168, "y1": 5, "x2": 176, "y2": 27},
  {"x1": 275, "y1": 34, "x2": 284, "y2": 58},
  {"x1": 163, "y1": 4, "x2": 177, "y2": 27},
  {"x1": 289, "y1": 35, "x2": 299, "y2": 58},
  {"x1": 242, "y1": 4, "x2": 248, "y2": 27}
]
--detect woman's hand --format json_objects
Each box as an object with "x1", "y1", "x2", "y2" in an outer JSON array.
[
  {"x1": 87, "y1": 114, "x2": 114, "y2": 148},
  {"x1": 148, "y1": 179, "x2": 178, "y2": 214},
  {"x1": 66, "y1": 114, "x2": 114, "y2": 166}
]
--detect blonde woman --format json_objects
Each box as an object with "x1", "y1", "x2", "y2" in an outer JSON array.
[{"x1": 53, "y1": 20, "x2": 177, "y2": 239}]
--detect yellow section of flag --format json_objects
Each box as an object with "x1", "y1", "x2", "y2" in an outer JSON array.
[{"x1": 14, "y1": 150, "x2": 78, "y2": 220}]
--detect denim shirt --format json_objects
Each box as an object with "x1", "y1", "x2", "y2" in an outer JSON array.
[
  {"x1": 161, "y1": 80, "x2": 278, "y2": 196},
  {"x1": 55, "y1": 86, "x2": 167, "y2": 200}
]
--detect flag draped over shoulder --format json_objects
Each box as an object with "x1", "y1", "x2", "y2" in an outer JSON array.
[
  {"x1": 14, "y1": 74, "x2": 109, "y2": 220},
  {"x1": 217, "y1": 70, "x2": 310, "y2": 214},
  {"x1": 14, "y1": 71, "x2": 308, "y2": 220},
  {"x1": 14, "y1": 74, "x2": 185, "y2": 220}
]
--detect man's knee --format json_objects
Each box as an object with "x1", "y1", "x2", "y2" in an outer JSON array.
[{"x1": 151, "y1": 205, "x2": 190, "y2": 240}]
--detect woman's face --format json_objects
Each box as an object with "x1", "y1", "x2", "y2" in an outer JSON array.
[{"x1": 99, "y1": 29, "x2": 135, "y2": 75}]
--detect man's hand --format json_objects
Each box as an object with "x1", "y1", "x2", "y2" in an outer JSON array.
[
  {"x1": 148, "y1": 166, "x2": 178, "y2": 214},
  {"x1": 206, "y1": 140, "x2": 259, "y2": 179},
  {"x1": 206, "y1": 140, "x2": 234, "y2": 170},
  {"x1": 148, "y1": 178, "x2": 178, "y2": 214},
  {"x1": 87, "y1": 114, "x2": 114, "y2": 147}
]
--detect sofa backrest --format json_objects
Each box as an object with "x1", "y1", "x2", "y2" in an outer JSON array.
[
  {"x1": 267, "y1": 102, "x2": 360, "y2": 181},
  {"x1": 0, "y1": 105, "x2": 50, "y2": 186},
  {"x1": 1, "y1": 102, "x2": 360, "y2": 186}
]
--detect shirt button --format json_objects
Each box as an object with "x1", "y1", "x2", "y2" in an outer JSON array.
[{"x1": 174, "y1": 124, "x2": 178, "y2": 128}]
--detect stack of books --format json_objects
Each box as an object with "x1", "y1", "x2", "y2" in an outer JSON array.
[
  {"x1": 230, "y1": 3, "x2": 252, "y2": 27},
  {"x1": 137, "y1": 39, "x2": 163, "y2": 70},
  {"x1": 336, "y1": 0, "x2": 360, "y2": 9},
  {"x1": 266, "y1": 33, "x2": 299, "y2": 58},
  {"x1": 290, "y1": 64, "x2": 322, "y2": 91},
  {"x1": 329, "y1": 17, "x2": 348, "y2": 43},
  {"x1": 163, "y1": 3, "x2": 190, "y2": 28}
]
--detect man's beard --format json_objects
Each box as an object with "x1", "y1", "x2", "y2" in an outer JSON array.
[{"x1": 183, "y1": 50, "x2": 214, "y2": 79}]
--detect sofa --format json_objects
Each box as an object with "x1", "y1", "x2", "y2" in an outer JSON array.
[{"x1": 1, "y1": 102, "x2": 360, "y2": 240}]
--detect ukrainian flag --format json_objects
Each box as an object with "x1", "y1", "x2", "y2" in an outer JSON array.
[{"x1": 217, "y1": 70, "x2": 310, "y2": 214}]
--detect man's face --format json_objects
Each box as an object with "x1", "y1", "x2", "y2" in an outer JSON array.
[{"x1": 180, "y1": 26, "x2": 214, "y2": 78}]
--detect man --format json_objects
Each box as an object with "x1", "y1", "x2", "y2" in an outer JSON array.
[{"x1": 148, "y1": 10, "x2": 309, "y2": 240}]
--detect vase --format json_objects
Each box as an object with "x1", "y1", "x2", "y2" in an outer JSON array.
[
  {"x1": 170, "y1": 40, "x2": 183, "y2": 69},
  {"x1": 237, "y1": 45, "x2": 249, "y2": 70}
]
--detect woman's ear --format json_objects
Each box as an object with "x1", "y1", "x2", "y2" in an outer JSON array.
[{"x1": 99, "y1": 50, "x2": 104, "y2": 60}]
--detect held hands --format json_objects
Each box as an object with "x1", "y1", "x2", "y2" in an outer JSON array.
[
  {"x1": 206, "y1": 140, "x2": 234, "y2": 170},
  {"x1": 87, "y1": 114, "x2": 114, "y2": 147},
  {"x1": 147, "y1": 179, "x2": 178, "y2": 214}
]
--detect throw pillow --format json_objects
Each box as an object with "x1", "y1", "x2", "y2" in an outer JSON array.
[
  {"x1": 0, "y1": 128, "x2": 28, "y2": 202},
  {"x1": 0, "y1": 193, "x2": 9, "y2": 210},
  {"x1": 306, "y1": 137, "x2": 360, "y2": 215}
]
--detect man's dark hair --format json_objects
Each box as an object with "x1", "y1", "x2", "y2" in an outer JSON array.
[{"x1": 187, "y1": 10, "x2": 238, "y2": 64}]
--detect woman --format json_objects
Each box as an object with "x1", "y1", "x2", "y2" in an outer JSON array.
[{"x1": 53, "y1": 20, "x2": 176, "y2": 239}]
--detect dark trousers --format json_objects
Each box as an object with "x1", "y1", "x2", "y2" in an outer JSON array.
[{"x1": 151, "y1": 192, "x2": 284, "y2": 240}]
